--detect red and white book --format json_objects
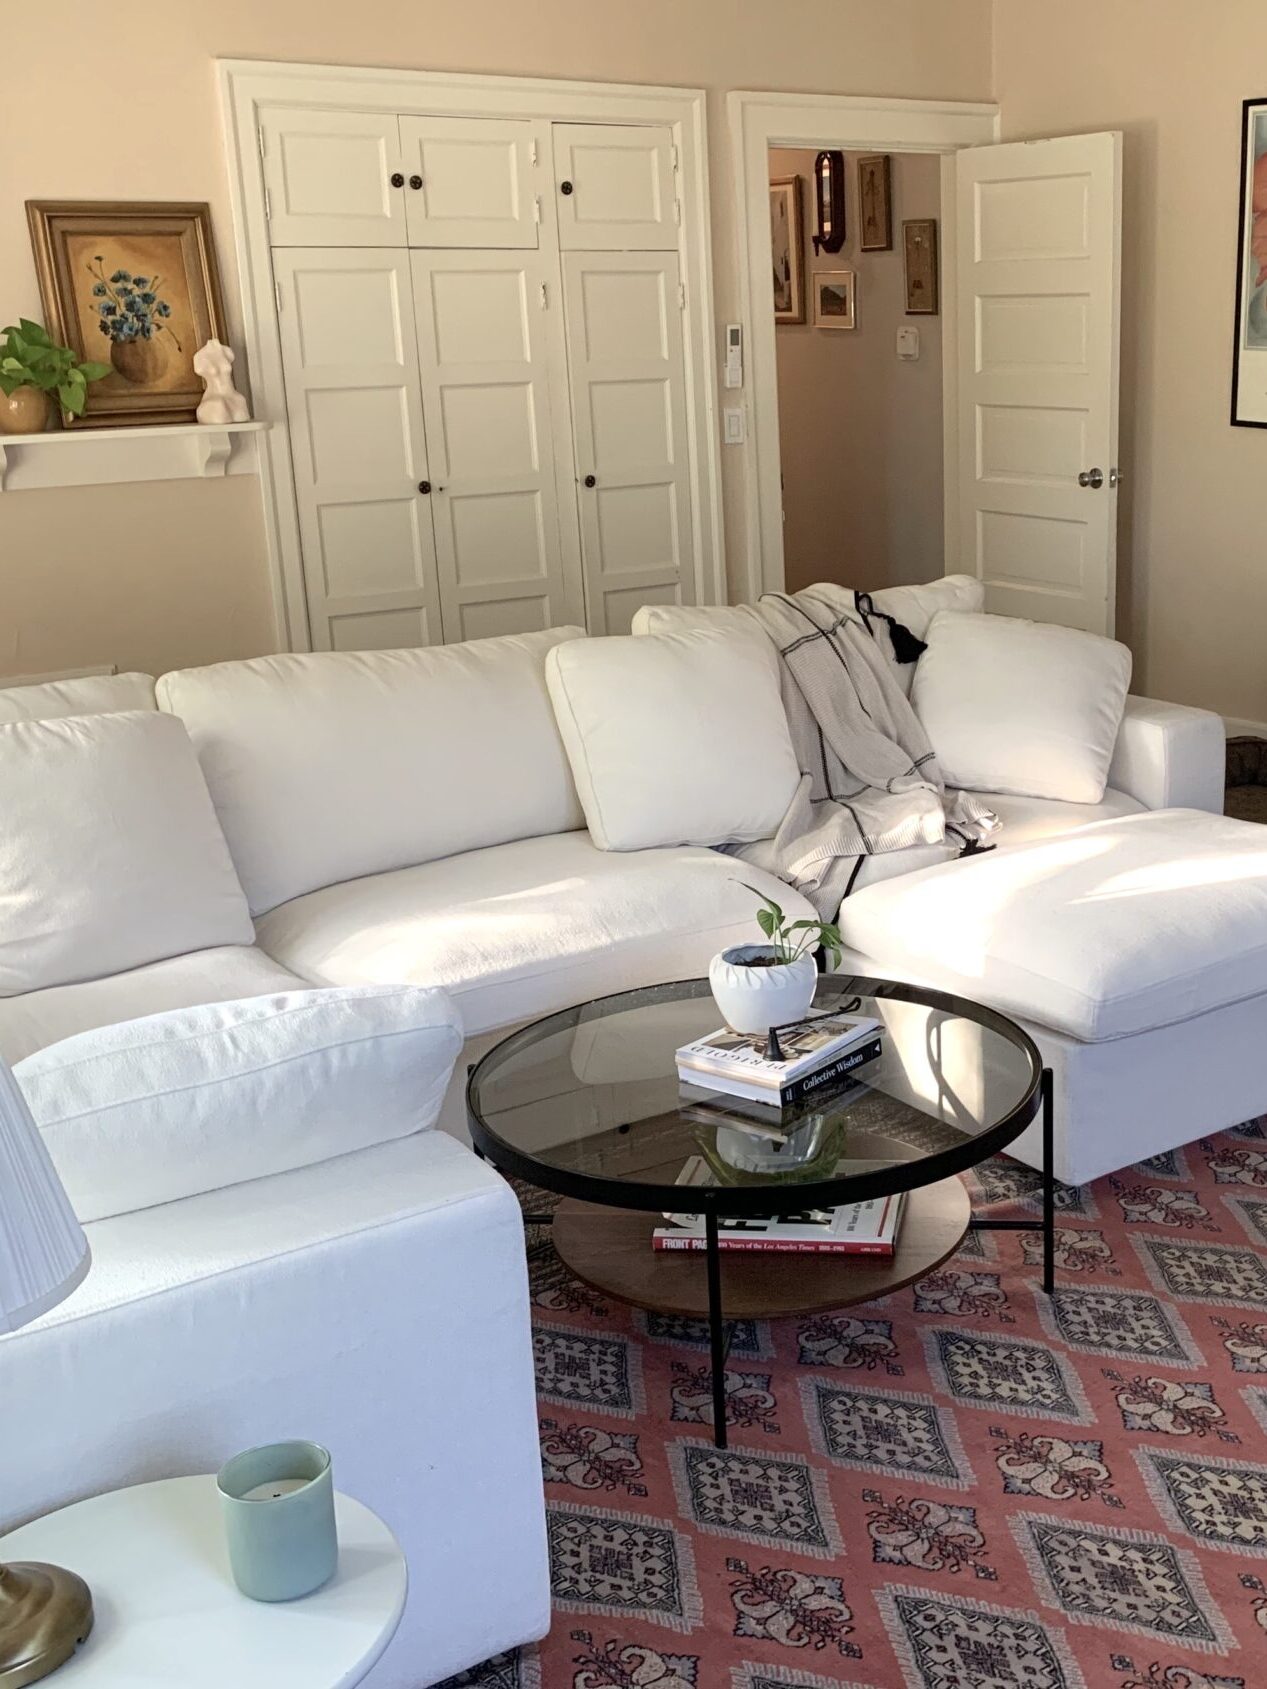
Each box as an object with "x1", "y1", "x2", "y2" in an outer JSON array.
[{"x1": 653, "y1": 1160, "x2": 905, "y2": 1255}]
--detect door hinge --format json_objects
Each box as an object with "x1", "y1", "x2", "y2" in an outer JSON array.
[
  {"x1": 674, "y1": 197, "x2": 682, "y2": 226},
  {"x1": 670, "y1": 143, "x2": 679, "y2": 170},
  {"x1": 531, "y1": 138, "x2": 539, "y2": 167},
  {"x1": 274, "y1": 277, "x2": 283, "y2": 315},
  {"x1": 540, "y1": 281, "x2": 548, "y2": 310},
  {"x1": 257, "y1": 126, "x2": 267, "y2": 161},
  {"x1": 678, "y1": 282, "x2": 686, "y2": 310},
  {"x1": 534, "y1": 195, "x2": 542, "y2": 224},
  {"x1": 263, "y1": 185, "x2": 271, "y2": 222}
]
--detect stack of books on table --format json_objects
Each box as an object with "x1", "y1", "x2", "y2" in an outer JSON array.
[
  {"x1": 675, "y1": 1009, "x2": 882, "y2": 1108},
  {"x1": 653, "y1": 1155, "x2": 906, "y2": 1256}
]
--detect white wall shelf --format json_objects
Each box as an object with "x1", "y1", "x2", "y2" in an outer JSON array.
[{"x1": 0, "y1": 419, "x2": 270, "y2": 493}]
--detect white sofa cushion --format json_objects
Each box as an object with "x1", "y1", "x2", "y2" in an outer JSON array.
[
  {"x1": 158, "y1": 629, "x2": 587, "y2": 915},
  {"x1": 838, "y1": 810, "x2": 1267, "y2": 1042},
  {"x1": 0, "y1": 947, "x2": 310, "y2": 1067},
  {"x1": 15, "y1": 985, "x2": 463, "y2": 1223},
  {"x1": 985, "y1": 786, "x2": 1145, "y2": 850},
  {"x1": 912, "y1": 611, "x2": 1132, "y2": 803},
  {"x1": 545, "y1": 629, "x2": 800, "y2": 850},
  {"x1": 256, "y1": 831, "x2": 818, "y2": 1037},
  {"x1": 0, "y1": 711, "x2": 253, "y2": 998},
  {"x1": 0, "y1": 672, "x2": 156, "y2": 723},
  {"x1": 632, "y1": 575, "x2": 984, "y2": 694}
]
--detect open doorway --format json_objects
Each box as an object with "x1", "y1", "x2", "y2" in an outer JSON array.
[{"x1": 768, "y1": 145, "x2": 944, "y2": 594}]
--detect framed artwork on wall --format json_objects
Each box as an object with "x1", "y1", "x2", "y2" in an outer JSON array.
[
  {"x1": 858, "y1": 154, "x2": 893, "y2": 251},
  {"x1": 1232, "y1": 97, "x2": 1267, "y2": 426},
  {"x1": 769, "y1": 176, "x2": 806, "y2": 324},
  {"x1": 25, "y1": 200, "x2": 228, "y2": 428},
  {"x1": 812, "y1": 269, "x2": 856, "y2": 330},
  {"x1": 903, "y1": 218, "x2": 939, "y2": 315}
]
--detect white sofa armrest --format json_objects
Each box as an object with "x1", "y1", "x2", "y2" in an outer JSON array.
[{"x1": 1108, "y1": 694, "x2": 1225, "y2": 813}]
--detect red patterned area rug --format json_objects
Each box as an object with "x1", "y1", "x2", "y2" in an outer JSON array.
[{"x1": 443, "y1": 1125, "x2": 1267, "y2": 1689}]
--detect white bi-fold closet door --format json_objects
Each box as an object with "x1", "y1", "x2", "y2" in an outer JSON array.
[{"x1": 265, "y1": 105, "x2": 694, "y2": 650}]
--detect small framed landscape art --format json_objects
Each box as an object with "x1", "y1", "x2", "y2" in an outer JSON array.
[
  {"x1": 813, "y1": 270, "x2": 856, "y2": 330},
  {"x1": 858, "y1": 154, "x2": 893, "y2": 251},
  {"x1": 903, "y1": 218, "x2": 939, "y2": 315},
  {"x1": 1233, "y1": 97, "x2": 1267, "y2": 426},
  {"x1": 770, "y1": 176, "x2": 806, "y2": 324},
  {"x1": 26, "y1": 200, "x2": 228, "y2": 428}
]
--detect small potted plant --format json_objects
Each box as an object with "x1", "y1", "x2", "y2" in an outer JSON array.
[
  {"x1": 0, "y1": 320, "x2": 109, "y2": 433},
  {"x1": 709, "y1": 885, "x2": 843, "y2": 1036}
]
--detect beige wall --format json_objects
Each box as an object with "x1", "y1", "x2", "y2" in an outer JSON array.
[
  {"x1": 771, "y1": 147, "x2": 942, "y2": 594},
  {"x1": 0, "y1": 0, "x2": 992, "y2": 679},
  {"x1": 994, "y1": 0, "x2": 1265, "y2": 723}
]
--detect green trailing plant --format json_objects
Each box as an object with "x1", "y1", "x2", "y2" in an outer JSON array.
[
  {"x1": 0, "y1": 320, "x2": 109, "y2": 417},
  {"x1": 738, "y1": 882, "x2": 843, "y2": 969}
]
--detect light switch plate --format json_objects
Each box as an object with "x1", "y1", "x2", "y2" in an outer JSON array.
[
  {"x1": 896, "y1": 326, "x2": 920, "y2": 360},
  {"x1": 723, "y1": 407, "x2": 746, "y2": 444}
]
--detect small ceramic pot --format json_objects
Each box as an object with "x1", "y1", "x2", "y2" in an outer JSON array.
[
  {"x1": 111, "y1": 335, "x2": 166, "y2": 385},
  {"x1": 708, "y1": 944, "x2": 817, "y2": 1036},
  {"x1": 0, "y1": 386, "x2": 51, "y2": 435}
]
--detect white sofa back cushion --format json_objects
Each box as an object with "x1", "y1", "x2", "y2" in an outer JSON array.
[
  {"x1": 15, "y1": 985, "x2": 463, "y2": 1222},
  {"x1": 0, "y1": 672, "x2": 156, "y2": 723},
  {"x1": 632, "y1": 575, "x2": 984, "y2": 695},
  {"x1": 546, "y1": 628, "x2": 800, "y2": 851},
  {"x1": 0, "y1": 711, "x2": 254, "y2": 998},
  {"x1": 912, "y1": 611, "x2": 1132, "y2": 804},
  {"x1": 158, "y1": 629, "x2": 587, "y2": 915}
]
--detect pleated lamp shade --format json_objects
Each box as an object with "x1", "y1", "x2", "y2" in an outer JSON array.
[{"x1": 0, "y1": 1059, "x2": 89, "y2": 1335}]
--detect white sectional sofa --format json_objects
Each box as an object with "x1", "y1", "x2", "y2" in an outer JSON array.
[{"x1": 0, "y1": 573, "x2": 1238, "y2": 1687}]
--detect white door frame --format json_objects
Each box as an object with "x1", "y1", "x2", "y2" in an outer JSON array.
[
  {"x1": 219, "y1": 59, "x2": 724, "y2": 652},
  {"x1": 728, "y1": 90, "x2": 998, "y2": 603}
]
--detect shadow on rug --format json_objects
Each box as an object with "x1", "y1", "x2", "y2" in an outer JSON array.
[{"x1": 441, "y1": 1127, "x2": 1267, "y2": 1689}]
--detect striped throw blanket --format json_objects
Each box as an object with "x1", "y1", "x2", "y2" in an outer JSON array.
[{"x1": 725, "y1": 587, "x2": 998, "y2": 916}]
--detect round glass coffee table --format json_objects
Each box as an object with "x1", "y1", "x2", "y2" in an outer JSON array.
[{"x1": 468, "y1": 975, "x2": 1050, "y2": 1447}]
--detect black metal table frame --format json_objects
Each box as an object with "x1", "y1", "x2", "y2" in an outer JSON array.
[{"x1": 469, "y1": 977, "x2": 1053, "y2": 1450}]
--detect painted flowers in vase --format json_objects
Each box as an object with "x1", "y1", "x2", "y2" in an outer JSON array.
[{"x1": 87, "y1": 255, "x2": 183, "y2": 385}]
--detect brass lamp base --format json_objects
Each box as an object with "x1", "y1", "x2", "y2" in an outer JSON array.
[{"x1": 0, "y1": 1563, "x2": 93, "y2": 1686}]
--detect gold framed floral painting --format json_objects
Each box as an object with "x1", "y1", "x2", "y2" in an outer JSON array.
[{"x1": 25, "y1": 201, "x2": 228, "y2": 428}]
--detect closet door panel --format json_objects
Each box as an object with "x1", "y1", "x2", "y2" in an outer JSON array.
[
  {"x1": 411, "y1": 250, "x2": 584, "y2": 639},
  {"x1": 260, "y1": 108, "x2": 406, "y2": 246},
  {"x1": 274, "y1": 249, "x2": 441, "y2": 651},
  {"x1": 562, "y1": 251, "x2": 695, "y2": 634},
  {"x1": 400, "y1": 117, "x2": 542, "y2": 248},
  {"x1": 553, "y1": 123, "x2": 677, "y2": 250}
]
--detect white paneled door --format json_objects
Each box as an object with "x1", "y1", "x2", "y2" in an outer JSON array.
[
  {"x1": 953, "y1": 132, "x2": 1122, "y2": 634},
  {"x1": 561, "y1": 251, "x2": 695, "y2": 633},
  {"x1": 273, "y1": 249, "x2": 442, "y2": 651},
  {"x1": 410, "y1": 250, "x2": 584, "y2": 640},
  {"x1": 553, "y1": 124, "x2": 678, "y2": 251},
  {"x1": 259, "y1": 108, "x2": 407, "y2": 246},
  {"x1": 399, "y1": 117, "x2": 542, "y2": 248}
]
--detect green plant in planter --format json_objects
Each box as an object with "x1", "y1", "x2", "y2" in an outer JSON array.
[
  {"x1": 739, "y1": 883, "x2": 843, "y2": 969},
  {"x1": 0, "y1": 320, "x2": 110, "y2": 417}
]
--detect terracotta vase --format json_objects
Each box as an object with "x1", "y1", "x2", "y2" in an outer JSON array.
[
  {"x1": 0, "y1": 385, "x2": 51, "y2": 435},
  {"x1": 110, "y1": 335, "x2": 166, "y2": 385}
]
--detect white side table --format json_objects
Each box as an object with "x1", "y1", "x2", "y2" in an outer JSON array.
[{"x1": 0, "y1": 1475, "x2": 406, "y2": 1688}]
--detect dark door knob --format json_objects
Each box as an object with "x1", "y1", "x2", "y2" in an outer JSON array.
[
  {"x1": 389, "y1": 172, "x2": 404, "y2": 188},
  {"x1": 583, "y1": 474, "x2": 596, "y2": 488},
  {"x1": 409, "y1": 174, "x2": 423, "y2": 190},
  {"x1": 560, "y1": 180, "x2": 574, "y2": 196},
  {"x1": 417, "y1": 480, "x2": 431, "y2": 494}
]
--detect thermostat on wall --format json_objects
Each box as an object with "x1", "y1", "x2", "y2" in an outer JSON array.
[
  {"x1": 724, "y1": 324, "x2": 743, "y2": 388},
  {"x1": 896, "y1": 326, "x2": 920, "y2": 361}
]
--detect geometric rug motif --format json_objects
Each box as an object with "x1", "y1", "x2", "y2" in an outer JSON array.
[{"x1": 443, "y1": 1125, "x2": 1267, "y2": 1689}]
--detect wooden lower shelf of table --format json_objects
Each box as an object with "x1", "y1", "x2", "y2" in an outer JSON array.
[{"x1": 551, "y1": 1174, "x2": 971, "y2": 1320}]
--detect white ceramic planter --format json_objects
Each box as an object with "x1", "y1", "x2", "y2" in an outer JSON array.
[{"x1": 708, "y1": 945, "x2": 817, "y2": 1036}]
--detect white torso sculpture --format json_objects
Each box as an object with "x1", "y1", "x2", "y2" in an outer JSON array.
[{"x1": 194, "y1": 339, "x2": 250, "y2": 425}]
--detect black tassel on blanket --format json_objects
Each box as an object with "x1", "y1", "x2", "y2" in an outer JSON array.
[{"x1": 854, "y1": 590, "x2": 927, "y2": 665}]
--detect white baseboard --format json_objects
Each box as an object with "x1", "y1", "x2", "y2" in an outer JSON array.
[{"x1": 1225, "y1": 715, "x2": 1267, "y2": 739}]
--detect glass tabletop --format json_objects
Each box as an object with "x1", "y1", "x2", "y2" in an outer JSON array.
[{"x1": 467, "y1": 975, "x2": 1043, "y2": 1215}]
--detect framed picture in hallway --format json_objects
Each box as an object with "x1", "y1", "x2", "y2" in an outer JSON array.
[
  {"x1": 770, "y1": 176, "x2": 805, "y2": 323},
  {"x1": 1232, "y1": 97, "x2": 1267, "y2": 426},
  {"x1": 812, "y1": 269, "x2": 856, "y2": 329},
  {"x1": 903, "y1": 218, "x2": 939, "y2": 315},
  {"x1": 25, "y1": 200, "x2": 228, "y2": 428},
  {"x1": 858, "y1": 154, "x2": 893, "y2": 250}
]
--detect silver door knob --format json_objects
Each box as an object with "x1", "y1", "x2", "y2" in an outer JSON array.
[{"x1": 1078, "y1": 467, "x2": 1104, "y2": 489}]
